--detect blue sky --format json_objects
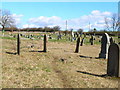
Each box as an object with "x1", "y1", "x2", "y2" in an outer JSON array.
[{"x1": 2, "y1": 2, "x2": 119, "y2": 31}]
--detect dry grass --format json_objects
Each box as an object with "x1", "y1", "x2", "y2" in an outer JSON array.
[{"x1": 2, "y1": 36, "x2": 119, "y2": 88}]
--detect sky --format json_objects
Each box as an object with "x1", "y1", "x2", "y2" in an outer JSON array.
[{"x1": 1, "y1": 1, "x2": 119, "y2": 31}]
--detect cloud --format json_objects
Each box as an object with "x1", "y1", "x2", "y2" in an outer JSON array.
[
  {"x1": 11, "y1": 14, "x2": 23, "y2": 26},
  {"x1": 23, "y1": 10, "x2": 113, "y2": 31},
  {"x1": 28, "y1": 16, "x2": 63, "y2": 26},
  {"x1": 22, "y1": 24, "x2": 39, "y2": 28}
]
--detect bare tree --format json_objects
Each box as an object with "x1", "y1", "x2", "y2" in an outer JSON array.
[
  {"x1": 0, "y1": 9, "x2": 15, "y2": 31},
  {"x1": 53, "y1": 26, "x2": 61, "y2": 33},
  {"x1": 104, "y1": 13, "x2": 119, "y2": 31}
]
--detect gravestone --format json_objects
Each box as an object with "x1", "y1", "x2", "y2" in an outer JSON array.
[
  {"x1": 110, "y1": 37, "x2": 114, "y2": 45},
  {"x1": 99, "y1": 33, "x2": 110, "y2": 59},
  {"x1": 83, "y1": 33, "x2": 86, "y2": 38},
  {"x1": 107, "y1": 43, "x2": 120, "y2": 77},
  {"x1": 75, "y1": 37, "x2": 80, "y2": 53},
  {"x1": 17, "y1": 34, "x2": 20, "y2": 55},
  {"x1": 118, "y1": 32, "x2": 120, "y2": 44},
  {"x1": 43, "y1": 34, "x2": 47, "y2": 52},
  {"x1": 80, "y1": 38, "x2": 85, "y2": 46},
  {"x1": 89, "y1": 35, "x2": 94, "y2": 45},
  {"x1": 71, "y1": 31, "x2": 74, "y2": 42},
  {"x1": 57, "y1": 34, "x2": 62, "y2": 40}
]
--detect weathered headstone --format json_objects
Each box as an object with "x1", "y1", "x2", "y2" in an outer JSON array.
[
  {"x1": 75, "y1": 37, "x2": 80, "y2": 53},
  {"x1": 71, "y1": 30, "x2": 74, "y2": 42},
  {"x1": 107, "y1": 43, "x2": 120, "y2": 77},
  {"x1": 43, "y1": 34, "x2": 47, "y2": 52},
  {"x1": 99, "y1": 33, "x2": 110, "y2": 59}
]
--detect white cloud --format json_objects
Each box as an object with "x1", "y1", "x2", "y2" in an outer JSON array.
[
  {"x1": 23, "y1": 10, "x2": 114, "y2": 31},
  {"x1": 22, "y1": 24, "x2": 39, "y2": 28},
  {"x1": 11, "y1": 14, "x2": 23, "y2": 26}
]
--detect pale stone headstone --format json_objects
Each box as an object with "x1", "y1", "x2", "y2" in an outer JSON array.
[
  {"x1": 99, "y1": 33, "x2": 110, "y2": 59},
  {"x1": 71, "y1": 31, "x2": 74, "y2": 42},
  {"x1": 107, "y1": 43, "x2": 120, "y2": 77}
]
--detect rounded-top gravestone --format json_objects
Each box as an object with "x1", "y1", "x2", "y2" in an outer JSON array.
[
  {"x1": 99, "y1": 33, "x2": 110, "y2": 59},
  {"x1": 107, "y1": 43, "x2": 120, "y2": 77}
]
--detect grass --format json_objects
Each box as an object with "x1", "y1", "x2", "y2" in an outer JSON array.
[
  {"x1": 42, "y1": 67, "x2": 51, "y2": 72},
  {"x1": 2, "y1": 33, "x2": 119, "y2": 88},
  {"x1": 0, "y1": 36, "x2": 16, "y2": 40}
]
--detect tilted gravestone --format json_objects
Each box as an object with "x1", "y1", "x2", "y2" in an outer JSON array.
[
  {"x1": 99, "y1": 33, "x2": 110, "y2": 59},
  {"x1": 107, "y1": 43, "x2": 120, "y2": 77}
]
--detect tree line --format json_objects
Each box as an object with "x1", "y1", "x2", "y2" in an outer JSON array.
[{"x1": 0, "y1": 9, "x2": 120, "y2": 33}]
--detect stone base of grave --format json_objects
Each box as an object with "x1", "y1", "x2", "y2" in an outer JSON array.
[{"x1": 99, "y1": 53, "x2": 108, "y2": 59}]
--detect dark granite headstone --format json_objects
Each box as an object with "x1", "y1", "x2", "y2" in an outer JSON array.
[
  {"x1": 89, "y1": 35, "x2": 94, "y2": 45},
  {"x1": 99, "y1": 33, "x2": 110, "y2": 59},
  {"x1": 107, "y1": 43, "x2": 120, "y2": 77},
  {"x1": 110, "y1": 37, "x2": 114, "y2": 45},
  {"x1": 80, "y1": 38, "x2": 85, "y2": 46}
]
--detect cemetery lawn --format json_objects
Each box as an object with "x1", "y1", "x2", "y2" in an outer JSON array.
[{"x1": 2, "y1": 36, "x2": 119, "y2": 88}]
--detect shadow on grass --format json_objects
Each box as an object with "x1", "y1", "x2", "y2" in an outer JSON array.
[
  {"x1": 29, "y1": 50, "x2": 46, "y2": 52},
  {"x1": 77, "y1": 70, "x2": 107, "y2": 77},
  {"x1": 79, "y1": 55, "x2": 100, "y2": 59},
  {"x1": 6, "y1": 52, "x2": 17, "y2": 55}
]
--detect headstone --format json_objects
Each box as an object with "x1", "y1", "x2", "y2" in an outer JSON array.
[
  {"x1": 118, "y1": 25, "x2": 120, "y2": 44},
  {"x1": 107, "y1": 43, "x2": 120, "y2": 77},
  {"x1": 43, "y1": 34, "x2": 47, "y2": 52},
  {"x1": 48, "y1": 35, "x2": 52, "y2": 39},
  {"x1": 80, "y1": 38, "x2": 85, "y2": 46},
  {"x1": 17, "y1": 34, "x2": 20, "y2": 55},
  {"x1": 83, "y1": 33, "x2": 86, "y2": 38},
  {"x1": 99, "y1": 33, "x2": 110, "y2": 59},
  {"x1": 57, "y1": 34, "x2": 62, "y2": 40},
  {"x1": 71, "y1": 31, "x2": 74, "y2": 42},
  {"x1": 110, "y1": 37, "x2": 114, "y2": 45},
  {"x1": 13, "y1": 35, "x2": 16, "y2": 38},
  {"x1": 75, "y1": 37, "x2": 80, "y2": 53},
  {"x1": 89, "y1": 35, "x2": 94, "y2": 45}
]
